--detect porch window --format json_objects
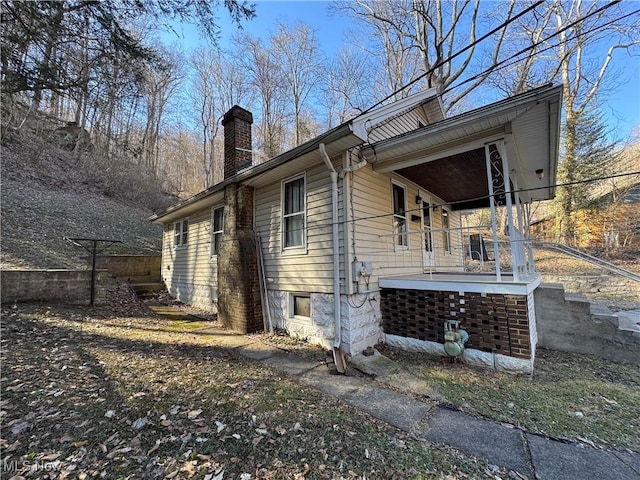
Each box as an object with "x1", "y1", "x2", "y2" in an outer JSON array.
[
  {"x1": 283, "y1": 174, "x2": 306, "y2": 249},
  {"x1": 392, "y1": 182, "x2": 408, "y2": 248},
  {"x1": 442, "y1": 208, "x2": 451, "y2": 253},
  {"x1": 174, "y1": 218, "x2": 188, "y2": 248},
  {"x1": 211, "y1": 206, "x2": 224, "y2": 256}
]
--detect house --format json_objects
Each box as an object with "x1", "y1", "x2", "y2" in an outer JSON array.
[{"x1": 150, "y1": 84, "x2": 563, "y2": 373}]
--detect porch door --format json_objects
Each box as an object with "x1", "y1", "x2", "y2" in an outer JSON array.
[{"x1": 420, "y1": 192, "x2": 435, "y2": 268}]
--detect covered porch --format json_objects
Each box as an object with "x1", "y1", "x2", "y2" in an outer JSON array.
[
  {"x1": 363, "y1": 84, "x2": 562, "y2": 285},
  {"x1": 363, "y1": 84, "x2": 563, "y2": 372}
]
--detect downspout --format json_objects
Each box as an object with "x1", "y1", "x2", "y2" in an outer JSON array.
[{"x1": 319, "y1": 142, "x2": 346, "y2": 374}]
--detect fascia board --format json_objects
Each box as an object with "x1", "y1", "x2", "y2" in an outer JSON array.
[{"x1": 351, "y1": 87, "x2": 439, "y2": 141}]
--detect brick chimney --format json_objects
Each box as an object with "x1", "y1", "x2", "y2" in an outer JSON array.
[
  {"x1": 217, "y1": 105, "x2": 262, "y2": 334},
  {"x1": 222, "y1": 105, "x2": 253, "y2": 179}
]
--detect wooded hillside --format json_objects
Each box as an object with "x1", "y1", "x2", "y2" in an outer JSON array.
[
  {"x1": 1, "y1": 115, "x2": 165, "y2": 269},
  {"x1": 2, "y1": 0, "x2": 639, "y2": 256}
]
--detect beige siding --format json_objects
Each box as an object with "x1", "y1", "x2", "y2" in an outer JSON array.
[
  {"x1": 161, "y1": 207, "x2": 220, "y2": 309},
  {"x1": 367, "y1": 109, "x2": 424, "y2": 143},
  {"x1": 348, "y1": 163, "x2": 464, "y2": 291},
  {"x1": 255, "y1": 161, "x2": 345, "y2": 294}
]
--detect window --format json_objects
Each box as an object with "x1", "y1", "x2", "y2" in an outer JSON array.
[
  {"x1": 442, "y1": 208, "x2": 451, "y2": 253},
  {"x1": 392, "y1": 182, "x2": 408, "y2": 248},
  {"x1": 211, "y1": 206, "x2": 224, "y2": 256},
  {"x1": 291, "y1": 294, "x2": 311, "y2": 318},
  {"x1": 174, "y1": 218, "x2": 188, "y2": 247},
  {"x1": 282, "y1": 175, "x2": 305, "y2": 249}
]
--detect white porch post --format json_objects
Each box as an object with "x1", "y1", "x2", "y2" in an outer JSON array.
[
  {"x1": 497, "y1": 140, "x2": 519, "y2": 282},
  {"x1": 484, "y1": 143, "x2": 502, "y2": 281}
]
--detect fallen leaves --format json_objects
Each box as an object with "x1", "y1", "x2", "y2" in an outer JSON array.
[{"x1": 1, "y1": 303, "x2": 506, "y2": 479}]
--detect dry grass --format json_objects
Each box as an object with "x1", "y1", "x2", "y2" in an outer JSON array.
[
  {"x1": 2, "y1": 301, "x2": 508, "y2": 480},
  {"x1": 379, "y1": 345, "x2": 640, "y2": 451}
]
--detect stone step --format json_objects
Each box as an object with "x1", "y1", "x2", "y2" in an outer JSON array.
[
  {"x1": 616, "y1": 310, "x2": 640, "y2": 333},
  {"x1": 115, "y1": 274, "x2": 162, "y2": 283},
  {"x1": 130, "y1": 282, "x2": 165, "y2": 294}
]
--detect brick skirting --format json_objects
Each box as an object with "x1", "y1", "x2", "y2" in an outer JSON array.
[{"x1": 381, "y1": 289, "x2": 531, "y2": 359}]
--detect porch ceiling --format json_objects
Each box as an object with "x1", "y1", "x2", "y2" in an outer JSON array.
[
  {"x1": 397, "y1": 147, "x2": 494, "y2": 210},
  {"x1": 363, "y1": 84, "x2": 562, "y2": 209}
]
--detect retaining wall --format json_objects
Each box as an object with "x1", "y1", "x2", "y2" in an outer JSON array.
[
  {"x1": 93, "y1": 255, "x2": 161, "y2": 282},
  {"x1": 534, "y1": 283, "x2": 640, "y2": 365},
  {"x1": 541, "y1": 273, "x2": 640, "y2": 301},
  {"x1": 1, "y1": 269, "x2": 111, "y2": 305}
]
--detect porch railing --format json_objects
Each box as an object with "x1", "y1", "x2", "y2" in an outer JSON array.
[{"x1": 368, "y1": 224, "x2": 536, "y2": 282}]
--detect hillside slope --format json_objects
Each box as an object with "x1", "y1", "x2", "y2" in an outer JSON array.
[{"x1": 1, "y1": 128, "x2": 164, "y2": 269}]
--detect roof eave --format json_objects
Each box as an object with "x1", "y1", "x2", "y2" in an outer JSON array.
[{"x1": 149, "y1": 122, "x2": 362, "y2": 224}]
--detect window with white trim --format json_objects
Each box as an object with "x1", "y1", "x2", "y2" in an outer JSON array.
[
  {"x1": 282, "y1": 175, "x2": 306, "y2": 249},
  {"x1": 392, "y1": 182, "x2": 408, "y2": 248},
  {"x1": 442, "y1": 208, "x2": 451, "y2": 254},
  {"x1": 211, "y1": 206, "x2": 224, "y2": 256},
  {"x1": 174, "y1": 218, "x2": 188, "y2": 247}
]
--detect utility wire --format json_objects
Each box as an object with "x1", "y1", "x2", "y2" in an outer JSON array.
[
  {"x1": 228, "y1": 1, "x2": 632, "y2": 200},
  {"x1": 444, "y1": 2, "x2": 637, "y2": 96},
  {"x1": 360, "y1": 0, "x2": 623, "y2": 115},
  {"x1": 358, "y1": 0, "x2": 546, "y2": 115},
  {"x1": 278, "y1": 170, "x2": 640, "y2": 236}
]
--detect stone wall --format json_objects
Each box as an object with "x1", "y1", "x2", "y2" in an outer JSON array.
[
  {"x1": 265, "y1": 290, "x2": 383, "y2": 355},
  {"x1": 534, "y1": 283, "x2": 640, "y2": 365},
  {"x1": 541, "y1": 273, "x2": 640, "y2": 302},
  {"x1": 93, "y1": 255, "x2": 161, "y2": 282},
  {"x1": 266, "y1": 290, "x2": 335, "y2": 349},
  {"x1": 341, "y1": 292, "x2": 382, "y2": 356},
  {"x1": 1, "y1": 270, "x2": 110, "y2": 305}
]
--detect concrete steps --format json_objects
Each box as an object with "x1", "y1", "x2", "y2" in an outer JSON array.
[{"x1": 535, "y1": 283, "x2": 639, "y2": 365}]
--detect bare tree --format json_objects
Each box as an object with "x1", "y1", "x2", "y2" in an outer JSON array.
[
  {"x1": 320, "y1": 46, "x2": 375, "y2": 128},
  {"x1": 190, "y1": 47, "x2": 255, "y2": 186},
  {"x1": 140, "y1": 50, "x2": 183, "y2": 179},
  {"x1": 334, "y1": 0, "x2": 516, "y2": 112},
  {"x1": 550, "y1": 0, "x2": 639, "y2": 244},
  {"x1": 235, "y1": 33, "x2": 287, "y2": 159},
  {"x1": 271, "y1": 22, "x2": 323, "y2": 146}
]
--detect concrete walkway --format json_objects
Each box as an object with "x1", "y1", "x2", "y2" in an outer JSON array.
[{"x1": 154, "y1": 308, "x2": 640, "y2": 479}]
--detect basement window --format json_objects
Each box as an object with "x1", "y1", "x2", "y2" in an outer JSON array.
[
  {"x1": 174, "y1": 218, "x2": 188, "y2": 248},
  {"x1": 290, "y1": 293, "x2": 311, "y2": 319},
  {"x1": 211, "y1": 206, "x2": 224, "y2": 256}
]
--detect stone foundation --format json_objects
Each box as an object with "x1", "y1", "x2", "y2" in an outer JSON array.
[
  {"x1": 266, "y1": 290, "x2": 383, "y2": 355},
  {"x1": 383, "y1": 334, "x2": 533, "y2": 373}
]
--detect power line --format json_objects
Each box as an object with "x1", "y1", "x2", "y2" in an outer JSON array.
[
  {"x1": 359, "y1": 0, "x2": 624, "y2": 115},
  {"x1": 358, "y1": 0, "x2": 546, "y2": 115},
  {"x1": 232, "y1": 3, "x2": 635, "y2": 202},
  {"x1": 444, "y1": 2, "x2": 637, "y2": 96},
  {"x1": 276, "y1": 170, "x2": 640, "y2": 236}
]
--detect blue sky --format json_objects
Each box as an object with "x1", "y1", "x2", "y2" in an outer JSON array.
[{"x1": 171, "y1": 0, "x2": 640, "y2": 142}]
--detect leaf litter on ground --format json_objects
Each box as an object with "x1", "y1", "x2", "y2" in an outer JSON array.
[{"x1": 1, "y1": 297, "x2": 512, "y2": 479}]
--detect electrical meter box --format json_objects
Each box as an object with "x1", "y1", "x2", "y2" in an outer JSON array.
[{"x1": 352, "y1": 261, "x2": 373, "y2": 278}]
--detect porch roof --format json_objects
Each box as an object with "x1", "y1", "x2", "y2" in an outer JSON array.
[{"x1": 362, "y1": 84, "x2": 563, "y2": 210}]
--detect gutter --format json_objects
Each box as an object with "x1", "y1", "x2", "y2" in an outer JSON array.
[{"x1": 319, "y1": 142, "x2": 346, "y2": 374}]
